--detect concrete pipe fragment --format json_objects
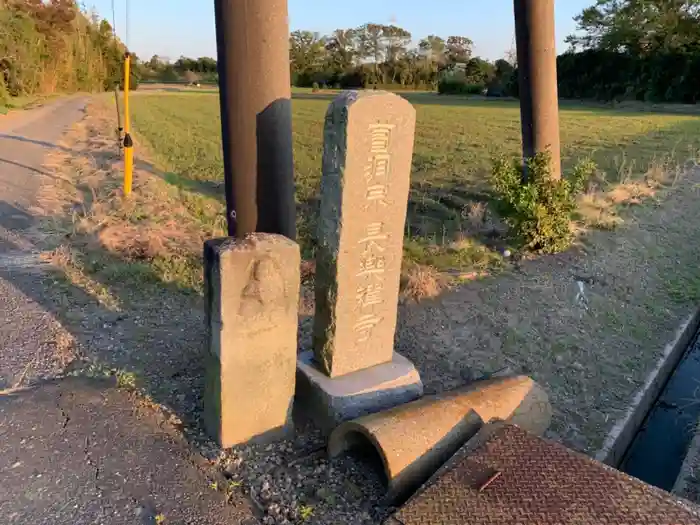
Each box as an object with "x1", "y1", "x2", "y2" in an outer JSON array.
[{"x1": 328, "y1": 375, "x2": 551, "y2": 503}]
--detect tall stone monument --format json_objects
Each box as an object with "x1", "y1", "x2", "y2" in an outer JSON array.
[
  {"x1": 204, "y1": 234, "x2": 300, "y2": 447},
  {"x1": 297, "y1": 91, "x2": 423, "y2": 430}
]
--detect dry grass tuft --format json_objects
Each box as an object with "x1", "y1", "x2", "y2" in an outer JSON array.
[
  {"x1": 576, "y1": 155, "x2": 687, "y2": 231},
  {"x1": 94, "y1": 220, "x2": 198, "y2": 262},
  {"x1": 43, "y1": 244, "x2": 122, "y2": 310},
  {"x1": 401, "y1": 263, "x2": 446, "y2": 302}
]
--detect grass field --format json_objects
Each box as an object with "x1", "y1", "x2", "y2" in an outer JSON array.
[{"x1": 126, "y1": 91, "x2": 700, "y2": 288}]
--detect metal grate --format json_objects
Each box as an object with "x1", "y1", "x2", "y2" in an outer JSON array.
[{"x1": 388, "y1": 424, "x2": 700, "y2": 525}]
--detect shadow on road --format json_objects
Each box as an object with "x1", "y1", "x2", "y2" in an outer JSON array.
[{"x1": 0, "y1": 133, "x2": 75, "y2": 153}]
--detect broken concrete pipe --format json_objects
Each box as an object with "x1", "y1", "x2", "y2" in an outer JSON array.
[{"x1": 328, "y1": 375, "x2": 552, "y2": 503}]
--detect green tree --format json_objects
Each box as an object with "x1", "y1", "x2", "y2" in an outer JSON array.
[
  {"x1": 494, "y1": 58, "x2": 514, "y2": 80},
  {"x1": 464, "y1": 57, "x2": 495, "y2": 85},
  {"x1": 567, "y1": 0, "x2": 700, "y2": 56},
  {"x1": 419, "y1": 35, "x2": 446, "y2": 65},
  {"x1": 446, "y1": 35, "x2": 474, "y2": 64},
  {"x1": 289, "y1": 30, "x2": 326, "y2": 78},
  {"x1": 383, "y1": 25, "x2": 411, "y2": 63},
  {"x1": 324, "y1": 28, "x2": 358, "y2": 73}
]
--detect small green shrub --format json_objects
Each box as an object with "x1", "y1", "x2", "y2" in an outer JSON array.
[
  {"x1": 311, "y1": 81, "x2": 320, "y2": 92},
  {"x1": 490, "y1": 152, "x2": 594, "y2": 253},
  {"x1": 438, "y1": 78, "x2": 484, "y2": 95}
]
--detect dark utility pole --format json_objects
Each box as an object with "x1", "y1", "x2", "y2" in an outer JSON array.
[
  {"x1": 214, "y1": 0, "x2": 296, "y2": 239},
  {"x1": 513, "y1": 0, "x2": 562, "y2": 180}
]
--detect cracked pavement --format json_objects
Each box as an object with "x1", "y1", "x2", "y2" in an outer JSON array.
[{"x1": 0, "y1": 378, "x2": 257, "y2": 524}]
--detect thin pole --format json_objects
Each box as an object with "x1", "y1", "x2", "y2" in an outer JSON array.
[
  {"x1": 213, "y1": 0, "x2": 296, "y2": 239},
  {"x1": 513, "y1": 0, "x2": 561, "y2": 180},
  {"x1": 114, "y1": 89, "x2": 123, "y2": 157},
  {"x1": 123, "y1": 52, "x2": 134, "y2": 195},
  {"x1": 111, "y1": 0, "x2": 123, "y2": 156}
]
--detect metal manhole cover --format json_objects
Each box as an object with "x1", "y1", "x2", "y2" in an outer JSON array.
[{"x1": 388, "y1": 424, "x2": 700, "y2": 525}]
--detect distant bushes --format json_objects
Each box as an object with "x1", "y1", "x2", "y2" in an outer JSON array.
[
  {"x1": 437, "y1": 78, "x2": 484, "y2": 95},
  {"x1": 556, "y1": 49, "x2": 700, "y2": 103},
  {"x1": 504, "y1": 49, "x2": 700, "y2": 103}
]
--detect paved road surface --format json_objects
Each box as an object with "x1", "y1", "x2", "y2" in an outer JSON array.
[
  {"x1": 0, "y1": 97, "x2": 87, "y2": 390},
  {"x1": 0, "y1": 378, "x2": 257, "y2": 525},
  {"x1": 0, "y1": 99, "x2": 258, "y2": 524}
]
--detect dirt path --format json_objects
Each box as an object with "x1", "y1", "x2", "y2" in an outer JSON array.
[{"x1": 0, "y1": 97, "x2": 88, "y2": 389}]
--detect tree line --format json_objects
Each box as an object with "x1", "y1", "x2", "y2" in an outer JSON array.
[
  {"x1": 140, "y1": 24, "x2": 515, "y2": 91},
  {"x1": 288, "y1": 25, "x2": 480, "y2": 89},
  {"x1": 554, "y1": 0, "x2": 700, "y2": 103},
  {"x1": 0, "y1": 0, "x2": 132, "y2": 104},
  {"x1": 7, "y1": 0, "x2": 700, "y2": 106}
]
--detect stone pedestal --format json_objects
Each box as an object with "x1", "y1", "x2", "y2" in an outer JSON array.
[
  {"x1": 296, "y1": 351, "x2": 422, "y2": 432},
  {"x1": 297, "y1": 91, "x2": 422, "y2": 430},
  {"x1": 204, "y1": 234, "x2": 300, "y2": 447}
]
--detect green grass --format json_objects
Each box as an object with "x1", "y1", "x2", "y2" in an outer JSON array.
[
  {"x1": 1, "y1": 94, "x2": 59, "y2": 114},
  {"x1": 130, "y1": 92, "x2": 700, "y2": 272}
]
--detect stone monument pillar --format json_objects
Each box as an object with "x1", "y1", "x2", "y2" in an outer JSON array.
[
  {"x1": 297, "y1": 91, "x2": 423, "y2": 430},
  {"x1": 204, "y1": 234, "x2": 300, "y2": 447}
]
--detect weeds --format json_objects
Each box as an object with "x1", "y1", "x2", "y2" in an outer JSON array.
[
  {"x1": 490, "y1": 152, "x2": 595, "y2": 253},
  {"x1": 299, "y1": 505, "x2": 314, "y2": 521},
  {"x1": 115, "y1": 370, "x2": 137, "y2": 390}
]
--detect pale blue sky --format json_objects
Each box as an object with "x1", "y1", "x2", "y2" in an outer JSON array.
[{"x1": 87, "y1": 0, "x2": 592, "y2": 62}]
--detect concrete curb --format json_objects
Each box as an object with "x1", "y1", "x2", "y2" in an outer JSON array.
[
  {"x1": 673, "y1": 417, "x2": 700, "y2": 500},
  {"x1": 595, "y1": 308, "x2": 700, "y2": 466}
]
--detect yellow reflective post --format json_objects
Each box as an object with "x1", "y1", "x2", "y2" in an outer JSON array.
[{"x1": 123, "y1": 52, "x2": 134, "y2": 196}]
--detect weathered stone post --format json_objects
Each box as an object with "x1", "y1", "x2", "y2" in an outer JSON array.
[
  {"x1": 204, "y1": 235, "x2": 300, "y2": 446},
  {"x1": 297, "y1": 91, "x2": 423, "y2": 430},
  {"x1": 514, "y1": 0, "x2": 561, "y2": 180}
]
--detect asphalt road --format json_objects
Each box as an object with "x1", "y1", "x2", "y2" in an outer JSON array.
[{"x1": 0, "y1": 97, "x2": 88, "y2": 390}]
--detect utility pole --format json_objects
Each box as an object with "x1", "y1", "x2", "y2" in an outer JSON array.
[
  {"x1": 213, "y1": 0, "x2": 296, "y2": 239},
  {"x1": 513, "y1": 0, "x2": 561, "y2": 180}
]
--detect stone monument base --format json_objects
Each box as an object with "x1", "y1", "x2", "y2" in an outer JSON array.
[{"x1": 296, "y1": 351, "x2": 423, "y2": 432}]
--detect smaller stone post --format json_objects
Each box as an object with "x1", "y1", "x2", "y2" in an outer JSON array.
[
  {"x1": 296, "y1": 91, "x2": 423, "y2": 430},
  {"x1": 204, "y1": 234, "x2": 300, "y2": 447}
]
